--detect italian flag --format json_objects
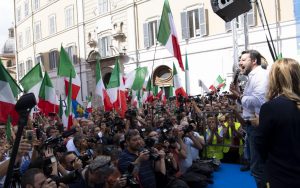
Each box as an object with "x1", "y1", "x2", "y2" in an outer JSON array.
[
  {"x1": 0, "y1": 59, "x2": 22, "y2": 125},
  {"x1": 38, "y1": 72, "x2": 59, "y2": 116},
  {"x1": 95, "y1": 59, "x2": 113, "y2": 111},
  {"x1": 125, "y1": 67, "x2": 148, "y2": 91},
  {"x1": 157, "y1": 0, "x2": 184, "y2": 71},
  {"x1": 209, "y1": 75, "x2": 226, "y2": 92},
  {"x1": 131, "y1": 90, "x2": 142, "y2": 108},
  {"x1": 158, "y1": 87, "x2": 167, "y2": 105},
  {"x1": 142, "y1": 77, "x2": 154, "y2": 103},
  {"x1": 107, "y1": 59, "x2": 127, "y2": 118},
  {"x1": 62, "y1": 72, "x2": 73, "y2": 130},
  {"x1": 86, "y1": 96, "x2": 92, "y2": 113},
  {"x1": 185, "y1": 53, "x2": 190, "y2": 95},
  {"x1": 156, "y1": 87, "x2": 163, "y2": 99},
  {"x1": 19, "y1": 63, "x2": 43, "y2": 102},
  {"x1": 173, "y1": 63, "x2": 187, "y2": 98},
  {"x1": 57, "y1": 46, "x2": 81, "y2": 101}
]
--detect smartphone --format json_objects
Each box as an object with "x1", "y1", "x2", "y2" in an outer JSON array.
[{"x1": 25, "y1": 130, "x2": 34, "y2": 143}]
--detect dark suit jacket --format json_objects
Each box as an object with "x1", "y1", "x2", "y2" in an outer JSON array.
[{"x1": 256, "y1": 95, "x2": 300, "y2": 188}]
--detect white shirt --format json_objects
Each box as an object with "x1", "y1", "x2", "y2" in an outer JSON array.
[
  {"x1": 179, "y1": 137, "x2": 193, "y2": 174},
  {"x1": 190, "y1": 132, "x2": 201, "y2": 161},
  {"x1": 66, "y1": 138, "x2": 80, "y2": 156},
  {"x1": 241, "y1": 66, "x2": 268, "y2": 118}
]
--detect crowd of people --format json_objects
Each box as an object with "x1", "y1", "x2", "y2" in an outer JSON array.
[{"x1": 0, "y1": 50, "x2": 300, "y2": 188}]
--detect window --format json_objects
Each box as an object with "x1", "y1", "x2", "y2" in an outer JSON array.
[
  {"x1": 143, "y1": 20, "x2": 160, "y2": 48},
  {"x1": 17, "y1": 6, "x2": 21, "y2": 22},
  {"x1": 25, "y1": 27, "x2": 31, "y2": 45},
  {"x1": 34, "y1": 21, "x2": 41, "y2": 41},
  {"x1": 98, "y1": 36, "x2": 111, "y2": 57},
  {"x1": 26, "y1": 59, "x2": 33, "y2": 72},
  {"x1": 49, "y1": 50, "x2": 59, "y2": 70},
  {"x1": 49, "y1": 14, "x2": 56, "y2": 35},
  {"x1": 19, "y1": 62, "x2": 25, "y2": 78},
  {"x1": 98, "y1": 0, "x2": 108, "y2": 14},
  {"x1": 225, "y1": 3, "x2": 256, "y2": 32},
  {"x1": 65, "y1": 5, "x2": 74, "y2": 28},
  {"x1": 181, "y1": 6, "x2": 207, "y2": 39},
  {"x1": 36, "y1": 54, "x2": 43, "y2": 64},
  {"x1": 24, "y1": 0, "x2": 29, "y2": 17},
  {"x1": 33, "y1": 0, "x2": 40, "y2": 10},
  {"x1": 65, "y1": 45, "x2": 77, "y2": 64},
  {"x1": 7, "y1": 60, "x2": 13, "y2": 67},
  {"x1": 18, "y1": 33, "x2": 23, "y2": 49}
]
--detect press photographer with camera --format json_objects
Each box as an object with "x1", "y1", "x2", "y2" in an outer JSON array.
[
  {"x1": 21, "y1": 168, "x2": 68, "y2": 188},
  {"x1": 80, "y1": 156, "x2": 126, "y2": 188},
  {"x1": 59, "y1": 152, "x2": 83, "y2": 174},
  {"x1": 118, "y1": 129, "x2": 166, "y2": 188},
  {"x1": 174, "y1": 121, "x2": 204, "y2": 175},
  {"x1": 0, "y1": 139, "x2": 32, "y2": 186}
]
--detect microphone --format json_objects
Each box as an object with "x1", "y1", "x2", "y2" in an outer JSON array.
[{"x1": 233, "y1": 69, "x2": 240, "y2": 85}]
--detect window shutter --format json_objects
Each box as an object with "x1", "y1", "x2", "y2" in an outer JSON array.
[
  {"x1": 55, "y1": 50, "x2": 60, "y2": 68},
  {"x1": 247, "y1": 3, "x2": 256, "y2": 27},
  {"x1": 225, "y1": 21, "x2": 232, "y2": 32},
  {"x1": 107, "y1": 37, "x2": 112, "y2": 56},
  {"x1": 239, "y1": 15, "x2": 245, "y2": 29},
  {"x1": 143, "y1": 23, "x2": 150, "y2": 48},
  {"x1": 181, "y1": 12, "x2": 189, "y2": 40},
  {"x1": 73, "y1": 46, "x2": 78, "y2": 64},
  {"x1": 198, "y1": 7, "x2": 207, "y2": 36}
]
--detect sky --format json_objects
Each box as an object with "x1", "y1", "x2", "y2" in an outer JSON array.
[{"x1": 0, "y1": 0, "x2": 14, "y2": 50}]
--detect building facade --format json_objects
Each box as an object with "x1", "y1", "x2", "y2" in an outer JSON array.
[
  {"x1": 1, "y1": 28, "x2": 17, "y2": 80},
  {"x1": 14, "y1": 0, "x2": 300, "y2": 100}
]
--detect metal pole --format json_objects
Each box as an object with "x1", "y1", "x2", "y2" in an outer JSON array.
[
  {"x1": 232, "y1": 18, "x2": 239, "y2": 73},
  {"x1": 243, "y1": 13, "x2": 249, "y2": 50}
]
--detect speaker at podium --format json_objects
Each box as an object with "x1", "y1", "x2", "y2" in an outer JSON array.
[{"x1": 211, "y1": 0, "x2": 252, "y2": 22}]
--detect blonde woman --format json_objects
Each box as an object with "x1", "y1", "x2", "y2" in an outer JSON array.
[{"x1": 256, "y1": 58, "x2": 300, "y2": 188}]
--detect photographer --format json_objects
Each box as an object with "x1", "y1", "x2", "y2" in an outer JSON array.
[
  {"x1": 0, "y1": 139, "x2": 34, "y2": 187},
  {"x1": 21, "y1": 168, "x2": 68, "y2": 188},
  {"x1": 146, "y1": 131, "x2": 189, "y2": 188},
  {"x1": 66, "y1": 135, "x2": 94, "y2": 165},
  {"x1": 81, "y1": 156, "x2": 126, "y2": 188},
  {"x1": 118, "y1": 129, "x2": 165, "y2": 188},
  {"x1": 59, "y1": 152, "x2": 83, "y2": 174},
  {"x1": 175, "y1": 121, "x2": 204, "y2": 175}
]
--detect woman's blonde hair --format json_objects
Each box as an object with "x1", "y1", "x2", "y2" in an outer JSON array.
[{"x1": 266, "y1": 58, "x2": 300, "y2": 109}]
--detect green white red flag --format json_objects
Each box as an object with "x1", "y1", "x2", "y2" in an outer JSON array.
[
  {"x1": 209, "y1": 75, "x2": 226, "y2": 92},
  {"x1": 0, "y1": 59, "x2": 22, "y2": 125},
  {"x1": 157, "y1": 0, "x2": 184, "y2": 71},
  {"x1": 106, "y1": 59, "x2": 127, "y2": 118},
  {"x1": 173, "y1": 63, "x2": 187, "y2": 98},
  {"x1": 62, "y1": 72, "x2": 73, "y2": 130},
  {"x1": 95, "y1": 59, "x2": 113, "y2": 111},
  {"x1": 142, "y1": 77, "x2": 154, "y2": 103},
  {"x1": 38, "y1": 72, "x2": 59, "y2": 116},
  {"x1": 19, "y1": 63, "x2": 43, "y2": 102},
  {"x1": 125, "y1": 67, "x2": 148, "y2": 91},
  {"x1": 57, "y1": 46, "x2": 81, "y2": 101},
  {"x1": 86, "y1": 96, "x2": 92, "y2": 113}
]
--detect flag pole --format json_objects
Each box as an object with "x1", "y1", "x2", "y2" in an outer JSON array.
[{"x1": 150, "y1": 42, "x2": 158, "y2": 91}]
